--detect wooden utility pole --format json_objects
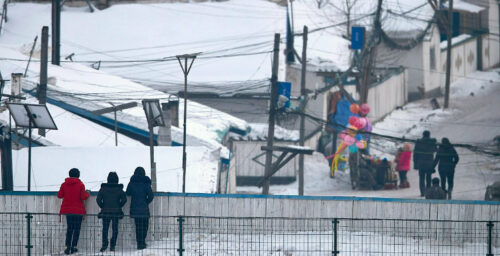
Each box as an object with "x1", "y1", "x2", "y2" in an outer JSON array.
[
  {"x1": 51, "y1": 0, "x2": 61, "y2": 65},
  {"x1": 262, "y1": 33, "x2": 280, "y2": 195},
  {"x1": 298, "y1": 26, "x2": 308, "y2": 196},
  {"x1": 444, "y1": 0, "x2": 453, "y2": 108},
  {"x1": 38, "y1": 26, "x2": 48, "y2": 136}
]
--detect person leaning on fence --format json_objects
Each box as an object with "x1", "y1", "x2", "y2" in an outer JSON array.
[
  {"x1": 413, "y1": 130, "x2": 437, "y2": 197},
  {"x1": 433, "y1": 137, "x2": 459, "y2": 200},
  {"x1": 97, "y1": 172, "x2": 127, "y2": 252},
  {"x1": 425, "y1": 177, "x2": 447, "y2": 200},
  {"x1": 57, "y1": 168, "x2": 90, "y2": 255},
  {"x1": 126, "y1": 167, "x2": 154, "y2": 250}
]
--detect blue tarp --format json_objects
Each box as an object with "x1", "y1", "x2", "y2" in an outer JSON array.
[{"x1": 328, "y1": 97, "x2": 358, "y2": 132}]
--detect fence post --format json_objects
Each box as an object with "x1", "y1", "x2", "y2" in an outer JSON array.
[
  {"x1": 25, "y1": 213, "x2": 33, "y2": 256},
  {"x1": 177, "y1": 216, "x2": 185, "y2": 256},
  {"x1": 487, "y1": 221, "x2": 494, "y2": 256},
  {"x1": 332, "y1": 218, "x2": 339, "y2": 255}
]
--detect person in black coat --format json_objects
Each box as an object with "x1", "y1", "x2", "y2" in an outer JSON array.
[
  {"x1": 96, "y1": 172, "x2": 127, "y2": 252},
  {"x1": 433, "y1": 137, "x2": 459, "y2": 199},
  {"x1": 413, "y1": 130, "x2": 437, "y2": 197},
  {"x1": 126, "y1": 167, "x2": 154, "y2": 250}
]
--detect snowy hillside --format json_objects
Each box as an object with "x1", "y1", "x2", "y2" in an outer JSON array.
[{"x1": 0, "y1": 44, "x2": 248, "y2": 153}]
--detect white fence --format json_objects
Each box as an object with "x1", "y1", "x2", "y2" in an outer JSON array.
[
  {"x1": 1, "y1": 192, "x2": 498, "y2": 221},
  {"x1": 366, "y1": 69, "x2": 408, "y2": 122}
]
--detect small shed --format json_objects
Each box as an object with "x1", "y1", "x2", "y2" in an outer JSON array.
[{"x1": 227, "y1": 124, "x2": 299, "y2": 186}]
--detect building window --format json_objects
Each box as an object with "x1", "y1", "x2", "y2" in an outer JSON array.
[{"x1": 430, "y1": 47, "x2": 436, "y2": 70}]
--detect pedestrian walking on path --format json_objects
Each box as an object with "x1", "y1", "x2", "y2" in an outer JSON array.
[
  {"x1": 97, "y1": 172, "x2": 127, "y2": 252},
  {"x1": 414, "y1": 130, "x2": 437, "y2": 196},
  {"x1": 57, "y1": 168, "x2": 90, "y2": 255},
  {"x1": 126, "y1": 167, "x2": 154, "y2": 250},
  {"x1": 433, "y1": 137, "x2": 459, "y2": 200}
]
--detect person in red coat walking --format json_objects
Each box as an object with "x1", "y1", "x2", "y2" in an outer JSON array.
[
  {"x1": 57, "y1": 168, "x2": 90, "y2": 255},
  {"x1": 396, "y1": 143, "x2": 412, "y2": 188}
]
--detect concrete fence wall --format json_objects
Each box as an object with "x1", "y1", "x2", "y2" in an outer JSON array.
[
  {"x1": 1, "y1": 192, "x2": 499, "y2": 221},
  {"x1": 0, "y1": 192, "x2": 499, "y2": 254}
]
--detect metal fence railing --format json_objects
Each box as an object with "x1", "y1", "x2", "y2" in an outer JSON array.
[{"x1": 0, "y1": 212, "x2": 498, "y2": 255}]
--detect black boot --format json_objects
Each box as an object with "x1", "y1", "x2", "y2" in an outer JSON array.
[
  {"x1": 100, "y1": 240, "x2": 108, "y2": 252},
  {"x1": 64, "y1": 247, "x2": 71, "y2": 255},
  {"x1": 100, "y1": 244, "x2": 107, "y2": 252},
  {"x1": 70, "y1": 247, "x2": 78, "y2": 254}
]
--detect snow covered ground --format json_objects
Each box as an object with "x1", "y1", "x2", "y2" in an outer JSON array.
[
  {"x1": 10, "y1": 146, "x2": 219, "y2": 192},
  {"x1": 238, "y1": 69, "x2": 500, "y2": 200},
  {"x1": 70, "y1": 231, "x2": 490, "y2": 255}
]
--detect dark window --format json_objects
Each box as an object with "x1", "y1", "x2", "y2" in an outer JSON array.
[{"x1": 430, "y1": 47, "x2": 436, "y2": 70}]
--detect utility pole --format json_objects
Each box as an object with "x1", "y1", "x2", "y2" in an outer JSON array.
[
  {"x1": 262, "y1": 33, "x2": 280, "y2": 195},
  {"x1": 24, "y1": 35, "x2": 38, "y2": 77},
  {"x1": 444, "y1": 0, "x2": 453, "y2": 108},
  {"x1": 51, "y1": 0, "x2": 61, "y2": 65},
  {"x1": 38, "y1": 26, "x2": 48, "y2": 136},
  {"x1": 298, "y1": 26, "x2": 308, "y2": 196},
  {"x1": 176, "y1": 53, "x2": 199, "y2": 193}
]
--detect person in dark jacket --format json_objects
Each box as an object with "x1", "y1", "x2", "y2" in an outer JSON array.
[
  {"x1": 433, "y1": 137, "x2": 459, "y2": 200},
  {"x1": 126, "y1": 167, "x2": 154, "y2": 250},
  {"x1": 97, "y1": 172, "x2": 127, "y2": 252},
  {"x1": 413, "y1": 130, "x2": 437, "y2": 197},
  {"x1": 425, "y1": 177, "x2": 447, "y2": 200},
  {"x1": 57, "y1": 168, "x2": 90, "y2": 255}
]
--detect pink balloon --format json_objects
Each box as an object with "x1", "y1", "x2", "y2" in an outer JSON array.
[
  {"x1": 339, "y1": 131, "x2": 347, "y2": 140},
  {"x1": 360, "y1": 104, "x2": 370, "y2": 115},
  {"x1": 358, "y1": 117, "x2": 367, "y2": 129},
  {"x1": 356, "y1": 141, "x2": 365, "y2": 149},
  {"x1": 344, "y1": 135, "x2": 355, "y2": 146}
]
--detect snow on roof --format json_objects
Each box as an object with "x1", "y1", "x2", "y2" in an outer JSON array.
[
  {"x1": 0, "y1": 45, "x2": 248, "y2": 154},
  {"x1": 0, "y1": 0, "x2": 440, "y2": 95},
  {"x1": 440, "y1": 34, "x2": 473, "y2": 50},
  {"x1": 11, "y1": 146, "x2": 219, "y2": 192},
  {"x1": 230, "y1": 123, "x2": 299, "y2": 141},
  {"x1": 443, "y1": 0, "x2": 486, "y2": 13}
]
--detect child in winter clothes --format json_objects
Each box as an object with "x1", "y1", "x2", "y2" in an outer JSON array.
[
  {"x1": 57, "y1": 168, "x2": 90, "y2": 255},
  {"x1": 396, "y1": 144, "x2": 412, "y2": 188}
]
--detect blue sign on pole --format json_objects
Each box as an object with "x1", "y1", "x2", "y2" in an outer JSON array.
[
  {"x1": 351, "y1": 27, "x2": 365, "y2": 50},
  {"x1": 277, "y1": 81, "x2": 291, "y2": 109}
]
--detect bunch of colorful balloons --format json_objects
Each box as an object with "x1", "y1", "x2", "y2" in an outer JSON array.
[{"x1": 329, "y1": 103, "x2": 372, "y2": 176}]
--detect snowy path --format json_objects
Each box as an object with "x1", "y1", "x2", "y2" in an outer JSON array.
[{"x1": 238, "y1": 70, "x2": 500, "y2": 200}]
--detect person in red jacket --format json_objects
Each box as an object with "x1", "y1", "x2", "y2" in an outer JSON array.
[
  {"x1": 396, "y1": 143, "x2": 412, "y2": 188},
  {"x1": 57, "y1": 168, "x2": 90, "y2": 255}
]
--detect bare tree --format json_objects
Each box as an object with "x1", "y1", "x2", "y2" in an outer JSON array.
[{"x1": 324, "y1": 0, "x2": 359, "y2": 38}]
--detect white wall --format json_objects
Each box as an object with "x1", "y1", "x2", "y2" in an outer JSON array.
[
  {"x1": 376, "y1": 39, "x2": 424, "y2": 94},
  {"x1": 366, "y1": 69, "x2": 408, "y2": 122},
  {"x1": 484, "y1": 0, "x2": 500, "y2": 69},
  {"x1": 440, "y1": 36, "x2": 478, "y2": 86},
  {"x1": 232, "y1": 141, "x2": 297, "y2": 178},
  {"x1": 423, "y1": 25, "x2": 443, "y2": 94}
]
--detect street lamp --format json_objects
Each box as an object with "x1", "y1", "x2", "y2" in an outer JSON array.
[
  {"x1": 142, "y1": 99, "x2": 164, "y2": 192},
  {"x1": 176, "y1": 53, "x2": 200, "y2": 193}
]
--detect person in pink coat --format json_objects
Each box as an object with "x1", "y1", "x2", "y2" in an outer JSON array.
[{"x1": 396, "y1": 144, "x2": 412, "y2": 188}]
